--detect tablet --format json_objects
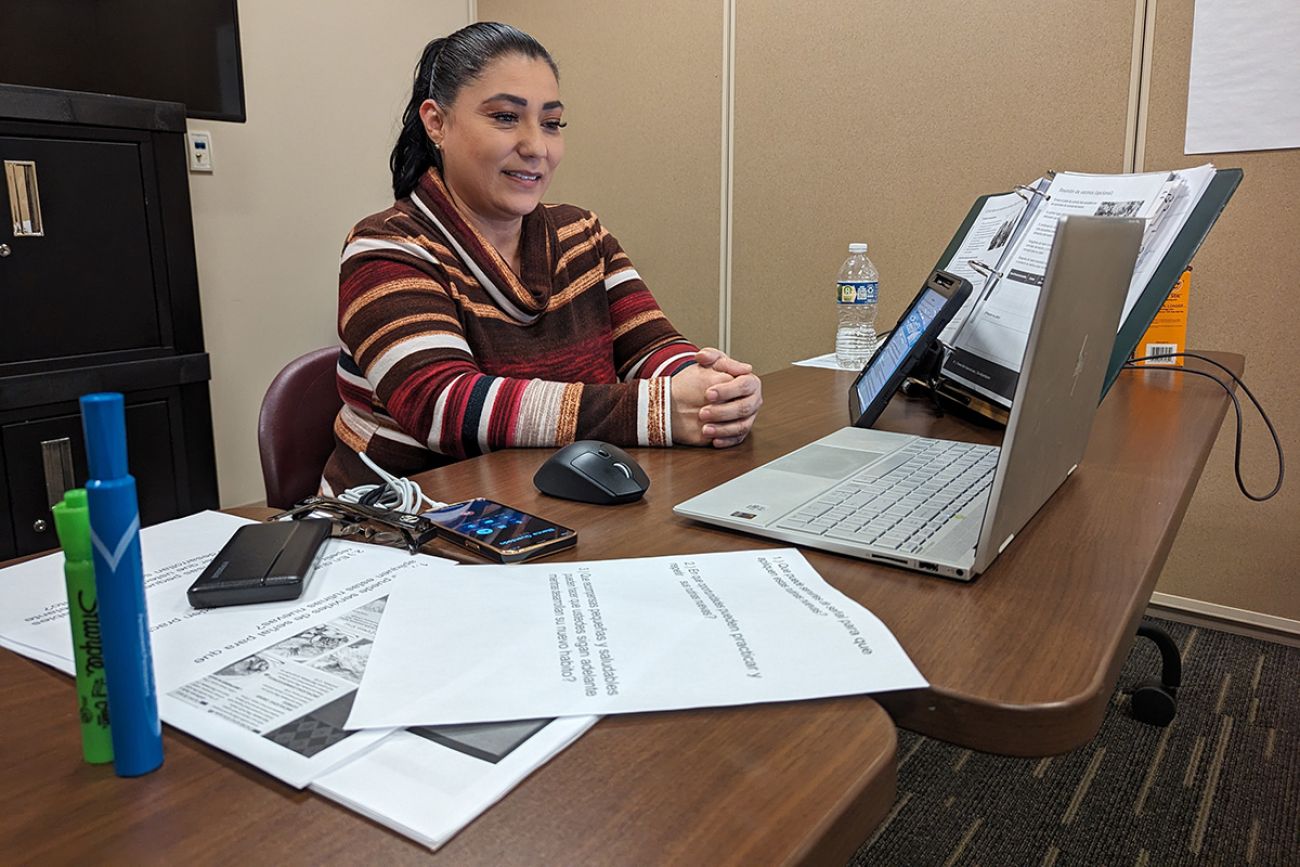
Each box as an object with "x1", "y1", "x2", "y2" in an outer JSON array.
[{"x1": 848, "y1": 269, "x2": 971, "y2": 428}]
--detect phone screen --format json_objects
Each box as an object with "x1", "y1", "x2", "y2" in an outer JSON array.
[
  {"x1": 424, "y1": 499, "x2": 573, "y2": 553},
  {"x1": 853, "y1": 287, "x2": 950, "y2": 410},
  {"x1": 848, "y1": 271, "x2": 970, "y2": 429}
]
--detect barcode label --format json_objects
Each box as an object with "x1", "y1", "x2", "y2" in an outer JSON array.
[{"x1": 1144, "y1": 343, "x2": 1178, "y2": 364}]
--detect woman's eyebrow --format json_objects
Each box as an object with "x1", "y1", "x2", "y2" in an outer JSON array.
[{"x1": 482, "y1": 93, "x2": 565, "y2": 111}]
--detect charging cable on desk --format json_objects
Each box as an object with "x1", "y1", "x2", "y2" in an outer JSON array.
[
  {"x1": 1123, "y1": 352, "x2": 1284, "y2": 501},
  {"x1": 272, "y1": 455, "x2": 444, "y2": 554},
  {"x1": 337, "y1": 452, "x2": 446, "y2": 513}
]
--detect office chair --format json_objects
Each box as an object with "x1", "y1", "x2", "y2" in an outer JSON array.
[
  {"x1": 1128, "y1": 621, "x2": 1182, "y2": 726},
  {"x1": 257, "y1": 347, "x2": 342, "y2": 509}
]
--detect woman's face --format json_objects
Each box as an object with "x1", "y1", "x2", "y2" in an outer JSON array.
[{"x1": 422, "y1": 53, "x2": 565, "y2": 228}]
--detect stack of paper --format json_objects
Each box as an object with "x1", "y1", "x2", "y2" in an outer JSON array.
[
  {"x1": 0, "y1": 512, "x2": 596, "y2": 850},
  {"x1": 0, "y1": 511, "x2": 926, "y2": 850}
]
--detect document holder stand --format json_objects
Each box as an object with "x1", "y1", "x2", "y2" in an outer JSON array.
[{"x1": 908, "y1": 167, "x2": 1242, "y2": 426}]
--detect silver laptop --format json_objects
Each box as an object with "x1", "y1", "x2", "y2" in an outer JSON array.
[{"x1": 674, "y1": 216, "x2": 1143, "y2": 581}]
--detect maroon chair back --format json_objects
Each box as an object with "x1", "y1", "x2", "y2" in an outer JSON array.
[{"x1": 257, "y1": 347, "x2": 342, "y2": 509}]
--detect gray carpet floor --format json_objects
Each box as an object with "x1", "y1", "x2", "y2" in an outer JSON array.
[{"x1": 849, "y1": 618, "x2": 1299, "y2": 866}]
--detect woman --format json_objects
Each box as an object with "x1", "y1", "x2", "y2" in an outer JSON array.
[{"x1": 323, "y1": 22, "x2": 762, "y2": 494}]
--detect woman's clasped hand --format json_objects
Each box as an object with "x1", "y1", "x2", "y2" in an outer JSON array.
[{"x1": 672, "y1": 348, "x2": 764, "y2": 448}]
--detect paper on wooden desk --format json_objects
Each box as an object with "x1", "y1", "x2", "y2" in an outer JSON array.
[
  {"x1": 0, "y1": 510, "x2": 438, "y2": 787},
  {"x1": 346, "y1": 548, "x2": 927, "y2": 729},
  {"x1": 0, "y1": 512, "x2": 605, "y2": 848},
  {"x1": 312, "y1": 714, "x2": 598, "y2": 850}
]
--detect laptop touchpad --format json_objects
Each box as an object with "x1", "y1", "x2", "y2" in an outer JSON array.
[{"x1": 769, "y1": 445, "x2": 886, "y2": 480}]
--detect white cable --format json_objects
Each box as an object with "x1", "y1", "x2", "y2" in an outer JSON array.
[{"x1": 336, "y1": 452, "x2": 445, "y2": 513}]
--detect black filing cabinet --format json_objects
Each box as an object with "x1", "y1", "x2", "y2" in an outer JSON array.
[{"x1": 0, "y1": 85, "x2": 219, "y2": 559}]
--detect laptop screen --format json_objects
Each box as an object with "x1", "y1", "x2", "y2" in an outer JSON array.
[{"x1": 852, "y1": 287, "x2": 949, "y2": 411}]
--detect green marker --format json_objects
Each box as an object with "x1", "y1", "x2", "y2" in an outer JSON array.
[{"x1": 52, "y1": 489, "x2": 114, "y2": 765}]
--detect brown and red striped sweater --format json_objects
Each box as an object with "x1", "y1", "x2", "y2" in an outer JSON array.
[{"x1": 322, "y1": 169, "x2": 699, "y2": 493}]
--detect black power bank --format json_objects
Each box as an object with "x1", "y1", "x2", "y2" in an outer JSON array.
[{"x1": 188, "y1": 519, "x2": 332, "y2": 608}]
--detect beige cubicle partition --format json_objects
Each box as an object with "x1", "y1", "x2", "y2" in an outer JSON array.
[
  {"x1": 475, "y1": 2, "x2": 1298, "y2": 621},
  {"x1": 1139, "y1": 2, "x2": 1300, "y2": 620},
  {"x1": 730, "y1": 0, "x2": 1139, "y2": 373},
  {"x1": 191, "y1": 1, "x2": 468, "y2": 507}
]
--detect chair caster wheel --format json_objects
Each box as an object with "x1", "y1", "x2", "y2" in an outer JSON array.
[{"x1": 1130, "y1": 677, "x2": 1177, "y2": 726}]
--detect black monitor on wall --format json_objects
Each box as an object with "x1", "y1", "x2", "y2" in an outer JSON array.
[{"x1": 0, "y1": 0, "x2": 246, "y2": 122}]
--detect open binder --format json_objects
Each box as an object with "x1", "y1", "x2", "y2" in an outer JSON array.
[{"x1": 912, "y1": 166, "x2": 1242, "y2": 424}]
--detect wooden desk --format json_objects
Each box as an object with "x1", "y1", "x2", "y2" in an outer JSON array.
[
  {"x1": 0, "y1": 351, "x2": 1235, "y2": 861},
  {"x1": 404, "y1": 353, "x2": 1239, "y2": 756},
  {"x1": 0, "y1": 650, "x2": 894, "y2": 864}
]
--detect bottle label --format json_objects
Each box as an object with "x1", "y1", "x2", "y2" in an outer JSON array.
[{"x1": 837, "y1": 281, "x2": 878, "y2": 304}]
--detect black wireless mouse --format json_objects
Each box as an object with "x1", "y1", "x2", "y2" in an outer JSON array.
[{"x1": 533, "y1": 440, "x2": 650, "y2": 505}]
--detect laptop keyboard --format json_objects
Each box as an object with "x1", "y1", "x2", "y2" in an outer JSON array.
[{"x1": 775, "y1": 439, "x2": 999, "y2": 554}]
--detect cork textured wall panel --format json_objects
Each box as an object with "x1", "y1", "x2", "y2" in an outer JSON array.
[
  {"x1": 731, "y1": 0, "x2": 1138, "y2": 374},
  {"x1": 1142, "y1": 1, "x2": 1299, "y2": 620}
]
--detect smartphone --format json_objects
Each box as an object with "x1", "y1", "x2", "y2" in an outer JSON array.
[
  {"x1": 848, "y1": 269, "x2": 972, "y2": 428},
  {"x1": 424, "y1": 499, "x2": 577, "y2": 563}
]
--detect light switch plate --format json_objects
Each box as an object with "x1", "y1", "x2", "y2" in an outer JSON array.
[{"x1": 187, "y1": 130, "x2": 214, "y2": 172}]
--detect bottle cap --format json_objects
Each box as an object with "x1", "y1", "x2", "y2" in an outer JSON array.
[
  {"x1": 848, "y1": 243, "x2": 868, "y2": 253},
  {"x1": 80, "y1": 392, "x2": 129, "y2": 480}
]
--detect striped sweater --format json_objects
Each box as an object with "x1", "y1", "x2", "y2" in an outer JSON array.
[{"x1": 322, "y1": 168, "x2": 699, "y2": 493}]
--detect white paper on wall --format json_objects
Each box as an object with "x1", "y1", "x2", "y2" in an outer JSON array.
[{"x1": 1186, "y1": 0, "x2": 1300, "y2": 155}]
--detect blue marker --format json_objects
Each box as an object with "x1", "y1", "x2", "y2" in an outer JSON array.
[{"x1": 81, "y1": 393, "x2": 164, "y2": 776}]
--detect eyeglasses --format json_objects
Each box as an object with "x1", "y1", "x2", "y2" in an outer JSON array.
[{"x1": 269, "y1": 495, "x2": 439, "y2": 554}]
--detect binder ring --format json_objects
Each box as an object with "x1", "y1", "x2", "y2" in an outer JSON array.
[{"x1": 1014, "y1": 184, "x2": 1050, "y2": 203}]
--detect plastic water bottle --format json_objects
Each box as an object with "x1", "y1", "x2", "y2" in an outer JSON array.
[{"x1": 835, "y1": 242, "x2": 879, "y2": 368}]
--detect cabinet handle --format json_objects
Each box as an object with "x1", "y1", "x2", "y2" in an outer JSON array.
[
  {"x1": 42, "y1": 438, "x2": 76, "y2": 508},
  {"x1": 0, "y1": 243, "x2": 9, "y2": 257},
  {"x1": 4, "y1": 160, "x2": 44, "y2": 237},
  {"x1": 33, "y1": 519, "x2": 49, "y2": 533}
]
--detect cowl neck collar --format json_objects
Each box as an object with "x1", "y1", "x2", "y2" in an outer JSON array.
[{"x1": 409, "y1": 168, "x2": 556, "y2": 324}]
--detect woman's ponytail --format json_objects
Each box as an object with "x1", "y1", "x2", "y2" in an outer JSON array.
[{"x1": 389, "y1": 38, "x2": 446, "y2": 199}]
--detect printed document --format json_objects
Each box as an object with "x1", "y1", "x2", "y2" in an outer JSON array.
[
  {"x1": 347, "y1": 548, "x2": 926, "y2": 729},
  {"x1": 0, "y1": 511, "x2": 422, "y2": 785},
  {"x1": 938, "y1": 190, "x2": 1032, "y2": 344},
  {"x1": 944, "y1": 164, "x2": 1216, "y2": 403},
  {"x1": 0, "y1": 510, "x2": 600, "y2": 848},
  {"x1": 311, "y1": 715, "x2": 596, "y2": 849}
]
